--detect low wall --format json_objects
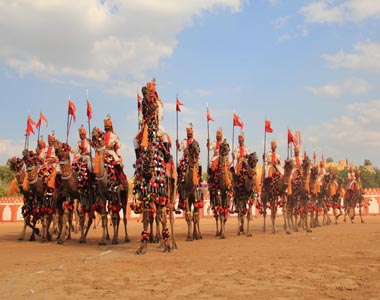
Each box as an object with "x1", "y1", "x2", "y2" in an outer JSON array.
[{"x1": 1, "y1": 188, "x2": 380, "y2": 222}]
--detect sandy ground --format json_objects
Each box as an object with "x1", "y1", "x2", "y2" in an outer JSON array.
[{"x1": 0, "y1": 215, "x2": 379, "y2": 300}]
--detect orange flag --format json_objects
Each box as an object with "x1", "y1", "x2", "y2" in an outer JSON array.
[
  {"x1": 87, "y1": 99, "x2": 92, "y2": 121},
  {"x1": 176, "y1": 97, "x2": 183, "y2": 112},
  {"x1": 36, "y1": 112, "x2": 48, "y2": 129},
  {"x1": 206, "y1": 107, "x2": 214, "y2": 122},
  {"x1": 25, "y1": 114, "x2": 36, "y2": 136},
  {"x1": 68, "y1": 100, "x2": 76, "y2": 122},
  {"x1": 233, "y1": 113, "x2": 243, "y2": 129},
  {"x1": 265, "y1": 120, "x2": 273, "y2": 133},
  {"x1": 287, "y1": 128, "x2": 295, "y2": 145}
]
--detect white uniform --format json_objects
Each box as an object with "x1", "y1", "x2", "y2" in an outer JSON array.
[
  {"x1": 263, "y1": 150, "x2": 283, "y2": 178},
  {"x1": 71, "y1": 138, "x2": 93, "y2": 171}
]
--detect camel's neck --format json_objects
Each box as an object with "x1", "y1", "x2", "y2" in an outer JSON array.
[{"x1": 94, "y1": 149, "x2": 105, "y2": 178}]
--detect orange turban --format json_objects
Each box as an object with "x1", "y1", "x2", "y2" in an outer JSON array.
[
  {"x1": 271, "y1": 140, "x2": 277, "y2": 148},
  {"x1": 238, "y1": 134, "x2": 244, "y2": 142},
  {"x1": 294, "y1": 146, "x2": 300, "y2": 154},
  {"x1": 38, "y1": 140, "x2": 46, "y2": 148},
  {"x1": 48, "y1": 134, "x2": 55, "y2": 142},
  {"x1": 78, "y1": 126, "x2": 86, "y2": 135},
  {"x1": 186, "y1": 127, "x2": 193, "y2": 135}
]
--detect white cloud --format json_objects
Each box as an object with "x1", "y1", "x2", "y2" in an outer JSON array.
[
  {"x1": 322, "y1": 41, "x2": 380, "y2": 72},
  {"x1": 0, "y1": 139, "x2": 25, "y2": 165},
  {"x1": 304, "y1": 78, "x2": 372, "y2": 97},
  {"x1": 306, "y1": 99, "x2": 380, "y2": 164},
  {"x1": 0, "y1": 0, "x2": 243, "y2": 89},
  {"x1": 305, "y1": 84, "x2": 341, "y2": 97},
  {"x1": 300, "y1": 0, "x2": 380, "y2": 24}
]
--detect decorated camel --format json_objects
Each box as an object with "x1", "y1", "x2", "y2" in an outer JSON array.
[
  {"x1": 260, "y1": 159, "x2": 293, "y2": 234},
  {"x1": 343, "y1": 169, "x2": 365, "y2": 223},
  {"x1": 208, "y1": 139, "x2": 232, "y2": 239},
  {"x1": 132, "y1": 79, "x2": 175, "y2": 254},
  {"x1": 22, "y1": 149, "x2": 57, "y2": 242},
  {"x1": 232, "y1": 152, "x2": 260, "y2": 237},
  {"x1": 7, "y1": 156, "x2": 40, "y2": 241}
]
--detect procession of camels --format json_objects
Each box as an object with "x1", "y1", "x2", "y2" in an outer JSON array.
[{"x1": 7, "y1": 79, "x2": 367, "y2": 254}]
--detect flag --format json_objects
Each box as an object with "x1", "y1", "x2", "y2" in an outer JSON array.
[
  {"x1": 36, "y1": 112, "x2": 48, "y2": 129},
  {"x1": 265, "y1": 120, "x2": 273, "y2": 133},
  {"x1": 68, "y1": 100, "x2": 76, "y2": 122},
  {"x1": 313, "y1": 151, "x2": 316, "y2": 162},
  {"x1": 233, "y1": 113, "x2": 243, "y2": 129},
  {"x1": 176, "y1": 97, "x2": 183, "y2": 112},
  {"x1": 25, "y1": 114, "x2": 36, "y2": 136},
  {"x1": 86, "y1": 99, "x2": 92, "y2": 121},
  {"x1": 287, "y1": 128, "x2": 295, "y2": 145},
  {"x1": 137, "y1": 92, "x2": 142, "y2": 111},
  {"x1": 206, "y1": 108, "x2": 214, "y2": 122}
]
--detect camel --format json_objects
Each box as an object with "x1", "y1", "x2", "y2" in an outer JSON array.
[
  {"x1": 91, "y1": 127, "x2": 128, "y2": 246},
  {"x1": 343, "y1": 169, "x2": 365, "y2": 224},
  {"x1": 232, "y1": 152, "x2": 260, "y2": 237},
  {"x1": 55, "y1": 141, "x2": 96, "y2": 244},
  {"x1": 208, "y1": 139, "x2": 232, "y2": 239},
  {"x1": 22, "y1": 149, "x2": 57, "y2": 242},
  {"x1": 7, "y1": 156, "x2": 40, "y2": 241},
  {"x1": 292, "y1": 157, "x2": 313, "y2": 233},
  {"x1": 260, "y1": 159, "x2": 293, "y2": 234},
  {"x1": 178, "y1": 139, "x2": 204, "y2": 241}
]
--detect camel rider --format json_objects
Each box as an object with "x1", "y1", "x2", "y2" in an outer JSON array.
[
  {"x1": 36, "y1": 136, "x2": 46, "y2": 166},
  {"x1": 40, "y1": 132, "x2": 61, "y2": 186},
  {"x1": 263, "y1": 140, "x2": 284, "y2": 181},
  {"x1": 232, "y1": 132, "x2": 250, "y2": 173},
  {"x1": 317, "y1": 160, "x2": 326, "y2": 187},
  {"x1": 177, "y1": 124, "x2": 200, "y2": 181},
  {"x1": 70, "y1": 125, "x2": 93, "y2": 172},
  {"x1": 134, "y1": 80, "x2": 171, "y2": 162},
  {"x1": 103, "y1": 115, "x2": 127, "y2": 182},
  {"x1": 207, "y1": 127, "x2": 223, "y2": 173},
  {"x1": 346, "y1": 164, "x2": 356, "y2": 192},
  {"x1": 290, "y1": 146, "x2": 302, "y2": 183}
]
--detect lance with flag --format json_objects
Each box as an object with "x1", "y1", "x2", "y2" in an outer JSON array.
[
  {"x1": 36, "y1": 112, "x2": 48, "y2": 147},
  {"x1": 232, "y1": 111, "x2": 243, "y2": 165},
  {"x1": 206, "y1": 104, "x2": 214, "y2": 174},
  {"x1": 263, "y1": 119, "x2": 273, "y2": 163},
  {"x1": 86, "y1": 90, "x2": 94, "y2": 179},
  {"x1": 25, "y1": 114, "x2": 36, "y2": 150},
  {"x1": 287, "y1": 128, "x2": 295, "y2": 159},
  {"x1": 175, "y1": 95, "x2": 183, "y2": 166},
  {"x1": 67, "y1": 98, "x2": 76, "y2": 143}
]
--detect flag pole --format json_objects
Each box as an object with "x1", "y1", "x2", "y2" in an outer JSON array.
[
  {"x1": 263, "y1": 117, "x2": 267, "y2": 164},
  {"x1": 86, "y1": 90, "x2": 94, "y2": 175},
  {"x1": 206, "y1": 104, "x2": 210, "y2": 176},
  {"x1": 232, "y1": 110, "x2": 235, "y2": 166},
  {"x1": 66, "y1": 96, "x2": 71, "y2": 144},
  {"x1": 176, "y1": 93, "x2": 179, "y2": 167}
]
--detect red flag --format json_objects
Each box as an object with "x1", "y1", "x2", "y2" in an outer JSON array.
[
  {"x1": 265, "y1": 120, "x2": 273, "y2": 133},
  {"x1": 137, "y1": 92, "x2": 142, "y2": 111},
  {"x1": 313, "y1": 151, "x2": 316, "y2": 161},
  {"x1": 36, "y1": 112, "x2": 48, "y2": 129},
  {"x1": 233, "y1": 113, "x2": 243, "y2": 129},
  {"x1": 25, "y1": 114, "x2": 36, "y2": 136},
  {"x1": 206, "y1": 108, "x2": 214, "y2": 122},
  {"x1": 176, "y1": 97, "x2": 183, "y2": 112},
  {"x1": 86, "y1": 99, "x2": 93, "y2": 121},
  {"x1": 68, "y1": 100, "x2": 76, "y2": 122},
  {"x1": 287, "y1": 128, "x2": 295, "y2": 145}
]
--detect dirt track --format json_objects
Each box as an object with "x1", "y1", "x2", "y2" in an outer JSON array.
[{"x1": 0, "y1": 215, "x2": 379, "y2": 300}]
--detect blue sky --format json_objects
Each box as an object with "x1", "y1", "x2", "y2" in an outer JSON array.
[{"x1": 1, "y1": 0, "x2": 380, "y2": 177}]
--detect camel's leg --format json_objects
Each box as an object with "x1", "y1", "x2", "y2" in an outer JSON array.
[
  {"x1": 111, "y1": 212, "x2": 120, "y2": 245},
  {"x1": 169, "y1": 208, "x2": 177, "y2": 250},
  {"x1": 271, "y1": 205, "x2": 277, "y2": 234},
  {"x1": 57, "y1": 209, "x2": 69, "y2": 244},
  {"x1": 185, "y1": 208, "x2": 193, "y2": 241},
  {"x1": 246, "y1": 208, "x2": 252, "y2": 237},
  {"x1": 136, "y1": 209, "x2": 150, "y2": 254},
  {"x1": 122, "y1": 207, "x2": 130, "y2": 243},
  {"x1": 99, "y1": 213, "x2": 108, "y2": 245}
]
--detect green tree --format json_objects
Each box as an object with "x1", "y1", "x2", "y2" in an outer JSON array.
[
  {"x1": 364, "y1": 159, "x2": 372, "y2": 166},
  {"x1": 0, "y1": 165, "x2": 14, "y2": 197},
  {"x1": 326, "y1": 157, "x2": 334, "y2": 163}
]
